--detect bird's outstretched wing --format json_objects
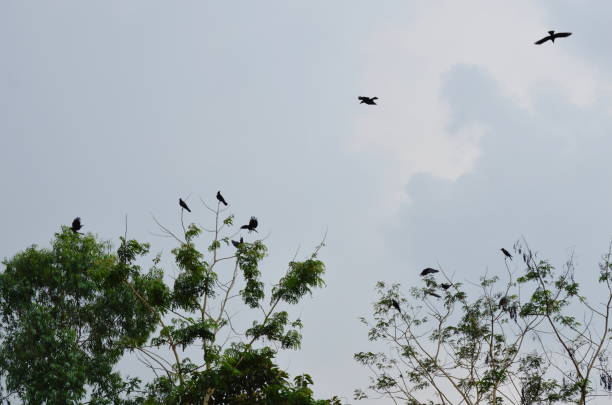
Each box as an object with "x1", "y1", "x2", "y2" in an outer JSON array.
[
  {"x1": 534, "y1": 36, "x2": 552, "y2": 45},
  {"x1": 555, "y1": 32, "x2": 572, "y2": 38}
]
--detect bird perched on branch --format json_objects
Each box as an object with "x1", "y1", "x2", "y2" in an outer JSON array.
[
  {"x1": 232, "y1": 237, "x2": 243, "y2": 248},
  {"x1": 216, "y1": 191, "x2": 228, "y2": 206},
  {"x1": 71, "y1": 217, "x2": 83, "y2": 233},
  {"x1": 534, "y1": 30, "x2": 572, "y2": 45},
  {"x1": 241, "y1": 216, "x2": 258, "y2": 233},
  {"x1": 426, "y1": 290, "x2": 441, "y2": 298},
  {"x1": 500, "y1": 248, "x2": 512, "y2": 260},
  {"x1": 179, "y1": 198, "x2": 191, "y2": 213},
  {"x1": 358, "y1": 96, "x2": 378, "y2": 105},
  {"x1": 390, "y1": 299, "x2": 402, "y2": 314},
  {"x1": 440, "y1": 283, "x2": 452, "y2": 290},
  {"x1": 499, "y1": 296, "x2": 509, "y2": 310},
  {"x1": 420, "y1": 267, "x2": 439, "y2": 276}
]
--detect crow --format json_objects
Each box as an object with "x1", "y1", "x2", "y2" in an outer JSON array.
[
  {"x1": 499, "y1": 296, "x2": 509, "y2": 310},
  {"x1": 240, "y1": 216, "x2": 258, "y2": 233},
  {"x1": 216, "y1": 191, "x2": 228, "y2": 206},
  {"x1": 426, "y1": 291, "x2": 441, "y2": 298},
  {"x1": 179, "y1": 198, "x2": 191, "y2": 213},
  {"x1": 358, "y1": 96, "x2": 378, "y2": 105},
  {"x1": 534, "y1": 30, "x2": 572, "y2": 45},
  {"x1": 440, "y1": 283, "x2": 452, "y2": 290},
  {"x1": 501, "y1": 248, "x2": 512, "y2": 260},
  {"x1": 71, "y1": 217, "x2": 83, "y2": 233},
  {"x1": 390, "y1": 299, "x2": 402, "y2": 314},
  {"x1": 232, "y1": 237, "x2": 243, "y2": 248},
  {"x1": 420, "y1": 267, "x2": 439, "y2": 276}
]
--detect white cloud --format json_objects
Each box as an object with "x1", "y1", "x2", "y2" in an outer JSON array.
[{"x1": 352, "y1": 0, "x2": 608, "y2": 212}]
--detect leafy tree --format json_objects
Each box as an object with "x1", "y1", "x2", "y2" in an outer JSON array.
[
  {"x1": 356, "y1": 241, "x2": 612, "y2": 405},
  {"x1": 0, "y1": 228, "x2": 167, "y2": 404},
  {"x1": 0, "y1": 198, "x2": 336, "y2": 404},
  {"x1": 128, "y1": 200, "x2": 331, "y2": 404}
]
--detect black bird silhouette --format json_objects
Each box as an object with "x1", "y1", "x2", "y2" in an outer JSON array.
[
  {"x1": 216, "y1": 191, "x2": 228, "y2": 206},
  {"x1": 179, "y1": 198, "x2": 191, "y2": 213},
  {"x1": 71, "y1": 217, "x2": 83, "y2": 233},
  {"x1": 390, "y1": 299, "x2": 402, "y2": 314},
  {"x1": 420, "y1": 267, "x2": 439, "y2": 276},
  {"x1": 358, "y1": 96, "x2": 378, "y2": 105},
  {"x1": 232, "y1": 237, "x2": 243, "y2": 248},
  {"x1": 534, "y1": 30, "x2": 572, "y2": 45},
  {"x1": 426, "y1": 291, "x2": 441, "y2": 298},
  {"x1": 241, "y1": 216, "x2": 258, "y2": 233},
  {"x1": 440, "y1": 283, "x2": 452, "y2": 290},
  {"x1": 500, "y1": 248, "x2": 512, "y2": 260},
  {"x1": 499, "y1": 296, "x2": 509, "y2": 310}
]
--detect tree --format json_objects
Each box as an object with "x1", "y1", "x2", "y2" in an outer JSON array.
[
  {"x1": 0, "y1": 228, "x2": 167, "y2": 404},
  {"x1": 137, "y1": 199, "x2": 331, "y2": 404},
  {"x1": 0, "y1": 198, "x2": 336, "y2": 404},
  {"x1": 355, "y1": 241, "x2": 612, "y2": 405}
]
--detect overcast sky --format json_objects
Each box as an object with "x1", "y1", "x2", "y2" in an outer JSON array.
[{"x1": 2, "y1": 1, "x2": 612, "y2": 403}]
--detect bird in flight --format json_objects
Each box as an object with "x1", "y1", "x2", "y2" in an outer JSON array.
[
  {"x1": 420, "y1": 267, "x2": 439, "y2": 276},
  {"x1": 216, "y1": 191, "x2": 228, "y2": 206},
  {"x1": 179, "y1": 198, "x2": 191, "y2": 213},
  {"x1": 358, "y1": 96, "x2": 378, "y2": 105},
  {"x1": 71, "y1": 217, "x2": 83, "y2": 233},
  {"x1": 241, "y1": 216, "x2": 258, "y2": 233},
  {"x1": 390, "y1": 299, "x2": 402, "y2": 314},
  {"x1": 534, "y1": 30, "x2": 572, "y2": 45},
  {"x1": 232, "y1": 237, "x2": 243, "y2": 248},
  {"x1": 500, "y1": 248, "x2": 513, "y2": 260}
]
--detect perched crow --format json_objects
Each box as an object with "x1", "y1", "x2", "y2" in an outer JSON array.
[
  {"x1": 216, "y1": 191, "x2": 228, "y2": 206},
  {"x1": 534, "y1": 30, "x2": 572, "y2": 45},
  {"x1": 499, "y1": 296, "x2": 509, "y2": 310},
  {"x1": 232, "y1": 237, "x2": 243, "y2": 248},
  {"x1": 358, "y1": 96, "x2": 378, "y2": 105},
  {"x1": 500, "y1": 248, "x2": 513, "y2": 260},
  {"x1": 426, "y1": 291, "x2": 441, "y2": 298},
  {"x1": 440, "y1": 283, "x2": 452, "y2": 290},
  {"x1": 420, "y1": 267, "x2": 439, "y2": 276},
  {"x1": 241, "y1": 216, "x2": 258, "y2": 233},
  {"x1": 390, "y1": 299, "x2": 402, "y2": 314},
  {"x1": 179, "y1": 198, "x2": 191, "y2": 213},
  {"x1": 71, "y1": 217, "x2": 83, "y2": 233}
]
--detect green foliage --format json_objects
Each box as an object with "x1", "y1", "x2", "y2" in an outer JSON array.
[{"x1": 0, "y1": 228, "x2": 166, "y2": 403}]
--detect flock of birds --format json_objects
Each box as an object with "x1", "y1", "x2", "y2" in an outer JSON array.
[
  {"x1": 69, "y1": 191, "x2": 258, "y2": 249},
  {"x1": 358, "y1": 30, "x2": 572, "y2": 105}
]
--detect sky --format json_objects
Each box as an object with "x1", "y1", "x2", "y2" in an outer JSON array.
[{"x1": 2, "y1": 1, "x2": 612, "y2": 403}]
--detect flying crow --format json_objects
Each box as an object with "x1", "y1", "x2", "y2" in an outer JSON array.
[
  {"x1": 501, "y1": 248, "x2": 512, "y2": 260},
  {"x1": 420, "y1": 268, "x2": 439, "y2": 276},
  {"x1": 534, "y1": 30, "x2": 572, "y2": 45},
  {"x1": 390, "y1": 299, "x2": 402, "y2": 314},
  {"x1": 216, "y1": 191, "x2": 228, "y2": 206},
  {"x1": 71, "y1": 217, "x2": 83, "y2": 233},
  {"x1": 179, "y1": 198, "x2": 191, "y2": 213},
  {"x1": 241, "y1": 216, "x2": 258, "y2": 233},
  {"x1": 232, "y1": 237, "x2": 244, "y2": 248},
  {"x1": 358, "y1": 96, "x2": 378, "y2": 105}
]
